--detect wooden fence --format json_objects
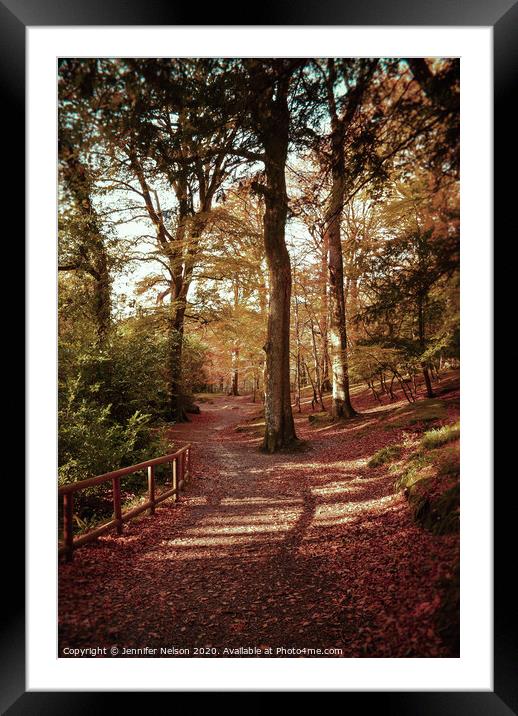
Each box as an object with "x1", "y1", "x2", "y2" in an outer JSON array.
[{"x1": 58, "y1": 445, "x2": 191, "y2": 562}]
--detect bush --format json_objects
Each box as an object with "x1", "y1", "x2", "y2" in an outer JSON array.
[
  {"x1": 59, "y1": 375, "x2": 170, "y2": 529},
  {"x1": 105, "y1": 327, "x2": 170, "y2": 422}
]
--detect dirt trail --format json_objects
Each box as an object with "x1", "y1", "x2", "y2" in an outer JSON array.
[{"x1": 59, "y1": 389, "x2": 459, "y2": 658}]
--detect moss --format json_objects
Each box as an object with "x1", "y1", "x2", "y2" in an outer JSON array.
[
  {"x1": 394, "y1": 435, "x2": 460, "y2": 535},
  {"x1": 385, "y1": 398, "x2": 447, "y2": 429},
  {"x1": 408, "y1": 482, "x2": 459, "y2": 535},
  {"x1": 308, "y1": 411, "x2": 334, "y2": 425},
  {"x1": 368, "y1": 444, "x2": 403, "y2": 468},
  {"x1": 436, "y1": 445, "x2": 460, "y2": 478},
  {"x1": 234, "y1": 421, "x2": 265, "y2": 434}
]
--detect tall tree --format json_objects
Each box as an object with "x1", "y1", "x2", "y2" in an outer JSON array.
[
  {"x1": 320, "y1": 59, "x2": 378, "y2": 418},
  {"x1": 243, "y1": 59, "x2": 304, "y2": 452},
  {"x1": 58, "y1": 118, "x2": 111, "y2": 348},
  {"x1": 60, "y1": 59, "x2": 246, "y2": 421}
]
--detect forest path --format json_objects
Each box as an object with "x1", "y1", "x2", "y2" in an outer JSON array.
[{"x1": 59, "y1": 389, "x2": 459, "y2": 658}]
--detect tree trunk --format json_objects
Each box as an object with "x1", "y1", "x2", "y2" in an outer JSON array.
[
  {"x1": 319, "y1": 234, "x2": 332, "y2": 392},
  {"x1": 230, "y1": 342, "x2": 239, "y2": 396},
  {"x1": 230, "y1": 278, "x2": 240, "y2": 396},
  {"x1": 262, "y1": 237, "x2": 297, "y2": 450},
  {"x1": 168, "y1": 301, "x2": 188, "y2": 423},
  {"x1": 258, "y1": 87, "x2": 297, "y2": 452},
  {"x1": 167, "y1": 181, "x2": 191, "y2": 422},
  {"x1": 92, "y1": 245, "x2": 111, "y2": 348},
  {"x1": 418, "y1": 294, "x2": 434, "y2": 398},
  {"x1": 325, "y1": 62, "x2": 357, "y2": 420},
  {"x1": 325, "y1": 139, "x2": 356, "y2": 419},
  {"x1": 347, "y1": 275, "x2": 359, "y2": 345},
  {"x1": 310, "y1": 317, "x2": 326, "y2": 411},
  {"x1": 293, "y1": 289, "x2": 303, "y2": 413}
]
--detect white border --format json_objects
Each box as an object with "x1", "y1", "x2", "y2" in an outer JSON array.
[{"x1": 27, "y1": 26, "x2": 492, "y2": 691}]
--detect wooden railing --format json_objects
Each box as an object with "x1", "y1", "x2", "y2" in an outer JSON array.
[{"x1": 58, "y1": 444, "x2": 191, "y2": 562}]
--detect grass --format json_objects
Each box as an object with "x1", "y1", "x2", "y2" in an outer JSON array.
[
  {"x1": 393, "y1": 453, "x2": 433, "y2": 491},
  {"x1": 421, "y1": 422, "x2": 460, "y2": 449},
  {"x1": 368, "y1": 444, "x2": 403, "y2": 468},
  {"x1": 308, "y1": 411, "x2": 335, "y2": 425},
  {"x1": 384, "y1": 398, "x2": 447, "y2": 429},
  {"x1": 235, "y1": 420, "x2": 265, "y2": 434},
  {"x1": 391, "y1": 420, "x2": 460, "y2": 535}
]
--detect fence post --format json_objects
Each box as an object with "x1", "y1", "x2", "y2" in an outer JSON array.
[
  {"x1": 172, "y1": 457, "x2": 178, "y2": 503},
  {"x1": 63, "y1": 493, "x2": 74, "y2": 562},
  {"x1": 178, "y1": 451, "x2": 184, "y2": 492},
  {"x1": 148, "y1": 465, "x2": 155, "y2": 515},
  {"x1": 112, "y1": 476, "x2": 123, "y2": 534}
]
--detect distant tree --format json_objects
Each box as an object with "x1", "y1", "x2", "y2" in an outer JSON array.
[{"x1": 359, "y1": 176, "x2": 459, "y2": 398}]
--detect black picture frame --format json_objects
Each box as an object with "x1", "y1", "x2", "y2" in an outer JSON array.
[{"x1": 10, "y1": 0, "x2": 508, "y2": 709}]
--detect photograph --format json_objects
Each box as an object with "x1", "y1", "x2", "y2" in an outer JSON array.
[{"x1": 57, "y1": 56, "x2": 461, "y2": 660}]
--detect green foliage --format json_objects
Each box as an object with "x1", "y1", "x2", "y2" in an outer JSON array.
[
  {"x1": 393, "y1": 424, "x2": 460, "y2": 535},
  {"x1": 58, "y1": 365, "x2": 171, "y2": 527},
  {"x1": 421, "y1": 422, "x2": 460, "y2": 449},
  {"x1": 182, "y1": 334, "x2": 210, "y2": 394},
  {"x1": 368, "y1": 444, "x2": 403, "y2": 468},
  {"x1": 354, "y1": 177, "x2": 459, "y2": 396},
  {"x1": 59, "y1": 390, "x2": 161, "y2": 485},
  {"x1": 106, "y1": 325, "x2": 170, "y2": 422},
  {"x1": 393, "y1": 452, "x2": 432, "y2": 491}
]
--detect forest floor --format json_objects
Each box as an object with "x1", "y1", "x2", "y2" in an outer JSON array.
[{"x1": 59, "y1": 371, "x2": 460, "y2": 658}]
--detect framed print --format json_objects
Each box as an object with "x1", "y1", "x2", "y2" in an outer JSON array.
[{"x1": 9, "y1": 0, "x2": 510, "y2": 709}]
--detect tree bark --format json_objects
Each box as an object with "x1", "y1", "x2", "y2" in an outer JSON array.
[
  {"x1": 310, "y1": 317, "x2": 326, "y2": 411},
  {"x1": 262, "y1": 215, "x2": 297, "y2": 450},
  {"x1": 251, "y1": 66, "x2": 298, "y2": 452},
  {"x1": 293, "y1": 292, "x2": 302, "y2": 413},
  {"x1": 230, "y1": 342, "x2": 240, "y2": 396},
  {"x1": 324, "y1": 60, "x2": 357, "y2": 420},
  {"x1": 91, "y1": 247, "x2": 111, "y2": 348},
  {"x1": 166, "y1": 176, "x2": 191, "y2": 422},
  {"x1": 325, "y1": 136, "x2": 356, "y2": 419},
  {"x1": 417, "y1": 293, "x2": 434, "y2": 399},
  {"x1": 319, "y1": 233, "x2": 332, "y2": 392},
  {"x1": 230, "y1": 278, "x2": 240, "y2": 396}
]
